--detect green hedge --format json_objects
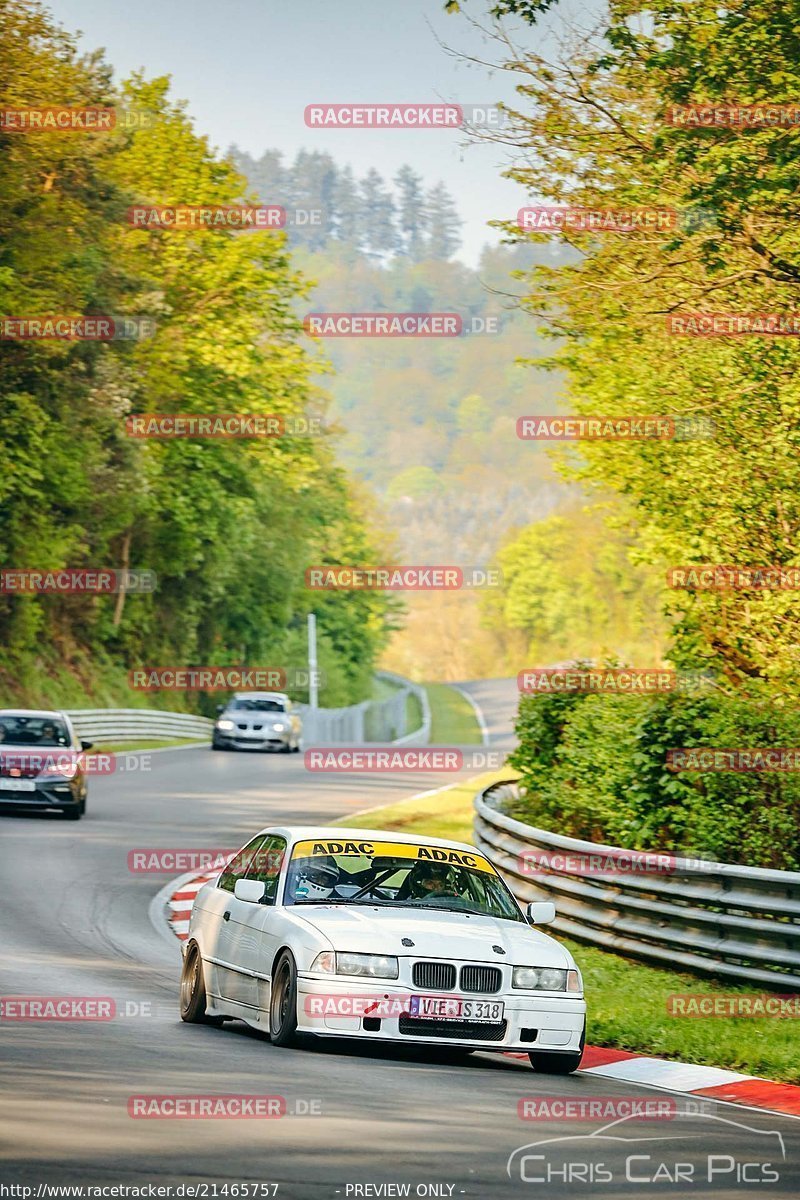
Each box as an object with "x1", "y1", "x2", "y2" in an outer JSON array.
[{"x1": 507, "y1": 682, "x2": 800, "y2": 869}]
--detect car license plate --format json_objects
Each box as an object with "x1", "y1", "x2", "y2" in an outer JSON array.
[
  {"x1": 0, "y1": 779, "x2": 36, "y2": 792},
  {"x1": 408, "y1": 996, "x2": 504, "y2": 1022}
]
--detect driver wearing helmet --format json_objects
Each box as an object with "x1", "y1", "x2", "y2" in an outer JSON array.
[
  {"x1": 289, "y1": 858, "x2": 340, "y2": 902},
  {"x1": 405, "y1": 860, "x2": 457, "y2": 900}
]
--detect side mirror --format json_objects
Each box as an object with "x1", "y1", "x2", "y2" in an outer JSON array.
[
  {"x1": 80, "y1": 739, "x2": 94, "y2": 751},
  {"x1": 527, "y1": 901, "x2": 556, "y2": 926},
  {"x1": 216, "y1": 704, "x2": 224, "y2": 715},
  {"x1": 234, "y1": 879, "x2": 266, "y2": 904}
]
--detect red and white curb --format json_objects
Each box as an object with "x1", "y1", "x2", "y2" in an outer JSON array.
[
  {"x1": 573, "y1": 1046, "x2": 800, "y2": 1119},
  {"x1": 163, "y1": 865, "x2": 219, "y2": 941},
  {"x1": 156, "y1": 865, "x2": 800, "y2": 1120}
]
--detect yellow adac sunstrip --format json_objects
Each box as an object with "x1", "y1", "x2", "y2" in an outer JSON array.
[{"x1": 291, "y1": 838, "x2": 495, "y2": 875}]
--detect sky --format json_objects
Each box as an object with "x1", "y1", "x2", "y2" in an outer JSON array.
[{"x1": 47, "y1": 0, "x2": 575, "y2": 265}]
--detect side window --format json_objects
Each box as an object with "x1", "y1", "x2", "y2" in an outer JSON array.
[
  {"x1": 245, "y1": 835, "x2": 286, "y2": 905},
  {"x1": 217, "y1": 835, "x2": 267, "y2": 894}
]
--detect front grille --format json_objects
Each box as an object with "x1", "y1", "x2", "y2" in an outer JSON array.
[
  {"x1": 412, "y1": 961, "x2": 456, "y2": 991},
  {"x1": 399, "y1": 1016, "x2": 507, "y2": 1042},
  {"x1": 460, "y1": 965, "x2": 502, "y2": 994}
]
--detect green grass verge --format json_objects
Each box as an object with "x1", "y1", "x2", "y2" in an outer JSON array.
[
  {"x1": 425, "y1": 682, "x2": 482, "y2": 743},
  {"x1": 372, "y1": 677, "x2": 480, "y2": 743},
  {"x1": 335, "y1": 777, "x2": 799, "y2": 1084},
  {"x1": 406, "y1": 689, "x2": 424, "y2": 735}
]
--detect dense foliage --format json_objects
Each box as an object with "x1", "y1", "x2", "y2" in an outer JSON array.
[
  {"x1": 452, "y1": 0, "x2": 800, "y2": 862},
  {"x1": 495, "y1": 0, "x2": 800, "y2": 691},
  {"x1": 0, "y1": 0, "x2": 396, "y2": 709},
  {"x1": 508, "y1": 686, "x2": 800, "y2": 869}
]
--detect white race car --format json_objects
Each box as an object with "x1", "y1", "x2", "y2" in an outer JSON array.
[{"x1": 180, "y1": 826, "x2": 586, "y2": 1072}]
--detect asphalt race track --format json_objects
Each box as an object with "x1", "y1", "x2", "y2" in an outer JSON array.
[{"x1": 0, "y1": 679, "x2": 797, "y2": 1198}]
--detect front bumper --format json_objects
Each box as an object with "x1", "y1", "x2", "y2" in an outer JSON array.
[
  {"x1": 213, "y1": 728, "x2": 293, "y2": 750},
  {"x1": 0, "y1": 778, "x2": 84, "y2": 809},
  {"x1": 296, "y1": 975, "x2": 586, "y2": 1053}
]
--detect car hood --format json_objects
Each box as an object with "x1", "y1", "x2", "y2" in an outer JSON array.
[
  {"x1": 292, "y1": 904, "x2": 571, "y2": 967},
  {"x1": 0, "y1": 743, "x2": 74, "y2": 776}
]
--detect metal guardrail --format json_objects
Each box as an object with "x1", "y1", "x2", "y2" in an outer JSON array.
[
  {"x1": 298, "y1": 671, "x2": 429, "y2": 746},
  {"x1": 67, "y1": 708, "x2": 213, "y2": 742},
  {"x1": 475, "y1": 780, "x2": 800, "y2": 990},
  {"x1": 374, "y1": 670, "x2": 431, "y2": 747},
  {"x1": 67, "y1": 672, "x2": 430, "y2": 748}
]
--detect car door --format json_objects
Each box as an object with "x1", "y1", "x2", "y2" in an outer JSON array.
[
  {"x1": 200, "y1": 834, "x2": 268, "y2": 1007},
  {"x1": 231, "y1": 835, "x2": 288, "y2": 1019}
]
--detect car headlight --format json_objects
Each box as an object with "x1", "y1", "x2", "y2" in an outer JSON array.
[
  {"x1": 272, "y1": 721, "x2": 288, "y2": 731},
  {"x1": 512, "y1": 966, "x2": 568, "y2": 991},
  {"x1": 40, "y1": 754, "x2": 80, "y2": 781},
  {"x1": 216, "y1": 719, "x2": 234, "y2": 731},
  {"x1": 336, "y1": 952, "x2": 399, "y2": 979}
]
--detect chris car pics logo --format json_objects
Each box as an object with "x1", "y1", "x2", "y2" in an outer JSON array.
[{"x1": 507, "y1": 1111, "x2": 785, "y2": 1187}]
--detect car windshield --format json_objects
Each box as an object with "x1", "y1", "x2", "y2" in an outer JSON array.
[
  {"x1": 229, "y1": 699, "x2": 286, "y2": 713},
  {"x1": 0, "y1": 716, "x2": 70, "y2": 746},
  {"x1": 285, "y1": 839, "x2": 524, "y2": 922}
]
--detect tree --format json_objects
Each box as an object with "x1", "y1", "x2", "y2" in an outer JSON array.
[
  {"x1": 331, "y1": 163, "x2": 362, "y2": 248},
  {"x1": 359, "y1": 168, "x2": 398, "y2": 260},
  {"x1": 425, "y1": 181, "x2": 462, "y2": 260},
  {"x1": 394, "y1": 165, "x2": 428, "y2": 261},
  {"x1": 0, "y1": 0, "x2": 396, "y2": 708},
  {"x1": 481, "y1": 0, "x2": 800, "y2": 691},
  {"x1": 288, "y1": 149, "x2": 337, "y2": 250}
]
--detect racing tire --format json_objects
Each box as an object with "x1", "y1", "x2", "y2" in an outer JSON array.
[
  {"x1": 63, "y1": 799, "x2": 85, "y2": 820},
  {"x1": 211, "y1": 740, "x2": 225, "y2": 751},
  {"x1": 292, "y1": 738, "x2": 302, "y2": 753},
  {"x1": 269, "y1": 951, "x2": 299, "y2": 1046},
  {"x1": 180, "y1": 943, "x2": 223, "y2": 1025}
]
